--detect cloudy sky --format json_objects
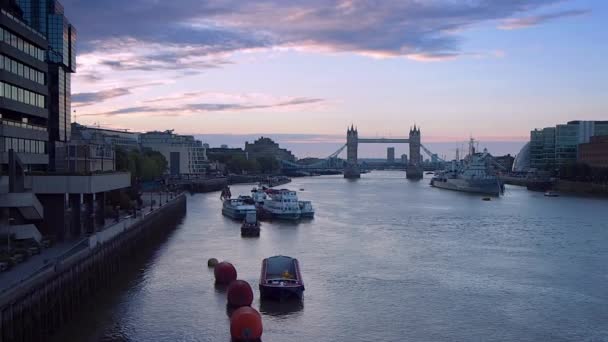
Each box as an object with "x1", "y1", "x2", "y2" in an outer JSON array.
[{"x1": 64, "y1": 0, "x2": 606, "y2": 154}]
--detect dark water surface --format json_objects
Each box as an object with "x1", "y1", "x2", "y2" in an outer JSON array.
[{"x1": 55, "y1": 172, "x2": 608, "y2": 342}]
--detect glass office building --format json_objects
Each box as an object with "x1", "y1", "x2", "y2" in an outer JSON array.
[
  {"x1": 0, "y1": 1, "x2": 50, "y2": 171},
  {"x1": 16, "y1": 0, "x2": 76, "y2": 169},
  {"x1": 530, "y1": 121, "x2": 608, "y2": 170}
]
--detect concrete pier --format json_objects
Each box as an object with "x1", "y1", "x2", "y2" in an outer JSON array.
[{"x1": 0, "y1": 194, "x2": 187, "y2": 342}]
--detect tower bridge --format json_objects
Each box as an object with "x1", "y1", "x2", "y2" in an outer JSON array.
[
  {"x1": 278, "y1": 125, "x2": 441, "y2": 178},
  {"x1": 345, "y1": 125, "x2": 423, "y2": 179}
]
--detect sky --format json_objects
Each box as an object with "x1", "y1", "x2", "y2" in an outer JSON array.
[{"x1": 62, "y1": 0, "x2": 607, "y2": 157}]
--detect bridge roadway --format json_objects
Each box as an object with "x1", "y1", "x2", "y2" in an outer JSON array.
[{"x1": 357, "y1": 138, "x2": 410, "y2": 144}]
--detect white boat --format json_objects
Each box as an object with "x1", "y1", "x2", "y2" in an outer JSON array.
[
  {"x1": 222, "y1": 197, "x2": 256, "y2": 220},
  {"x1": 544, "y1": 191, "x2": 560, "y2": 197},
  {"x1": 298, "y1": 201, "x2": 315, "y2": 218},
  {"x1": 261, "y1": 189, "x2": 302, "y2": 220},
  {"x1": 251, "y1": 187, "x2": 267, "y2": 207}
]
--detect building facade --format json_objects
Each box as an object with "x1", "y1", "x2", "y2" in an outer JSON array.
[
  {"x1": 530, "y1": 127, "x2": 555, "y2": 170},
  {"x1": 387, "y1": 147, "x2": 395, "y2": 162},
  {"x1": 17, "y1": 0, "x2": 76, "y2": 169},
  {"x1": 0, "y1": 3, "x2": 50, "y2": 171},
  {"x1": 530, "y1": 121, "x2": 608, "y2": 170},
  {"x1": 579, "y1": 135, "x2": 608, "y2": 168},
  {"x1": 71, "y1": 123, "x2": 140, "y2": 150},
  {"x1": 140, "y1": 130, "x2": 208, "y2": 176},
  {"x1": 0, "y1": 1, "x2": 132, "y2": 245}
]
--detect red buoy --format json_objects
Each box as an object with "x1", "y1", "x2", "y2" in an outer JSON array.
[
  {"x1": 227, "y1": 280, "x2": 253, "y2": 307},
  {"x1": 214, "y1": 262, "x2": 237, "y2": 284},
  {"x1": 230, "y1": 307, "x2": 263, "y2": 341}
]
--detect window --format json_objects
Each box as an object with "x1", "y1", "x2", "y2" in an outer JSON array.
[{"x1": 0, "y1": 82, "x2": 45, "y2": 108}]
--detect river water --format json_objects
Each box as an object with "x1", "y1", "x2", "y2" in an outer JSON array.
[{"x1": 55, "y1": 171, "x2": 608, "y2": 342}]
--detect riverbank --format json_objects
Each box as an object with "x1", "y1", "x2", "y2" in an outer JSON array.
[
  {"x1": 0, "y1": 193, "x2": 187, "y2": 342},
  {"x1": 555, "y1": 180, "x2": 608, "y2": 196}
]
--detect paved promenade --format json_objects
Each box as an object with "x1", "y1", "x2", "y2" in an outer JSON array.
[{"x1": 0, "y1": 192, "x2": 178, "y2": 295}]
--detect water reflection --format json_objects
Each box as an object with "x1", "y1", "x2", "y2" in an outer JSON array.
[
  {"x1": 214, "y1": 283, "x2": 229, "y2": 293},
  {"x1": 259, "y1": 299, "x2": 304, "y2": 317}
]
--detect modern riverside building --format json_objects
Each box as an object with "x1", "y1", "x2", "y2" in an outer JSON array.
[
  {"x1": 0, "y1": 1, "x2": 131, "y2": 245},
  {"x1": 71, "y1": 122, "x2": 140, "y2": 150},
  {"x1": 530, "y1": 121, "x2": 608, "y2": 170},
  {"x1": 16, "y1": 0, "x2": 76, "y2": 169},
  {"x1": 530, "y1": 127, "x2": 556, "y2": 170},
  {"x1": 0, "y1": 3, "x2": 50, "y2": 171},
  {"x1": 140, "y1": 130, "x2": 209, "y2": 176},
  {"x1": 579, "y1": 135, "x2": 608, "y2": 168}
]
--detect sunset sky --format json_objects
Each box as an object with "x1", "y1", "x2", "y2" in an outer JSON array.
[{"x1": 63, "y1": 0, "x2": 606, "y2": 155}]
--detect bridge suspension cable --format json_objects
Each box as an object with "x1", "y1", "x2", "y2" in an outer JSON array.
[
  {"x1": 420, "y1": 144, "x2": 446, "y2": 163},
  {"x1": 279, "y1": 144, "x2": 347, "y2": 170}
]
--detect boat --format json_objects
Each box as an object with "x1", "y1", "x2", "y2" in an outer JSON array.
[
  {"x1": 544, "y1": 191, "x2": 560, "y2": 197},
  {"x1": 251, "y1": 187, "x2": 267, "y2": 207},
  {"x1": 430, "y1": 138, "x2": 503, "y2": 196},
  {"x1": 222, "y1": 196, "x2": 256, "y2": 220},
  {"x1": 241, "y1": 211, "x2": 260, "y2": 237},
  {"x1": 298, "y1": 200, "x2": 315, "y2": 218},
  {"x1": 482, "y1": 197, "x2": 491, "y2": 201},
  {"x1": 259, "y1": 255, "x2": 305, "y2": 300},
  {"x1": 260, "y1": 189, "x2": 301, "y2": 220}
]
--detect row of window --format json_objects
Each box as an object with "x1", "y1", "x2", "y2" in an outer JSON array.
[
  {"x1": 1, "y1": 9, "x2": 46, "y2": 40},
  {"x1": 0, "y1": 26, "x2": 45, "y2": 61},
  {"x1": 0, "y1": 117, "x2": 46, "y2": 131},
  {"x1": 0, "y1": 82, "x2": 45, "y2": 108},
  {"x1": 0, "y1": 55, "x2": 45, "y2": 84},
  {"x1": 3, "y1": 137, "x2": 46, "y2": 154}
]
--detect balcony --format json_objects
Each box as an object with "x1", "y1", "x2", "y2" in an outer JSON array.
[
  {"x1": 28, "y1": 172, "x2": 131, "y2": 194},
  {"x1": 0, "y1": 192, "x2": 44, "y2": 220}
]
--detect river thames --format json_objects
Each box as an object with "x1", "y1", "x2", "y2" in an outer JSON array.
[{"x1": 53, "y1": 171, "x2": 608, "y2": 342}]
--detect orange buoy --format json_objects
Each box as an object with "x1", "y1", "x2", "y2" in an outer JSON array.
[
  {"x1": 208, "y1": 258, "x2": 219, "y2": 268},
  {"x1": 227, "y1": 280, "x2": 253, "y2": 307},
  {"x1": 230, "y1": 307, "x2": 263, "y2": 341},
  {"x1": 214, "y1": 262, "x2": 237, "y2": 284}
]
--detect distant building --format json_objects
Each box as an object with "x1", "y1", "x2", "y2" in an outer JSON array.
[
  {"x1": 494, "y1": 154, "x2": 515, "y2": 171},
  {"x1": 530, "y1": 127, "x2": 556, "y2": 170},
  {"x1": 530, "y1": 121, "x2": 608, "y2": 170},
  {"x1": 71, "y1": 123, "x2": 139, "y2": 150},
  {"x1": 245, "y1": 137, "x2": 296, "y2": 162},
  {"x1": 512, "y1": 142, "x2": 530, "y2": 172},
  {"x1": 387, "y1": 147, "x2": 395, "y2": 162},
  {"x1": 579, "y1": 135, "x2": 608, "y2": 168},
  {"x1": 207, "y1": 147, "x2": 246, "y2": 160},
  {"x1": 140, "y1": 130, "x2": 208, "y2": 176}
]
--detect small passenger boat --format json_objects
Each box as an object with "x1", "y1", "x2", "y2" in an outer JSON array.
[
  {"x1": 298, "y1": 201, "x2": 315, "y2": 218},
  {"x1": 544, "y1": 191, "x2": 560, "y2": 197},
  {"x1": 241, "y1": 211, "x2": 260, "y2": 237},
  {"x1": 259, "y1": 255, "x2": 304, "y2": 300},
  {"x1": 222, "y1": 196, "x2": 256, "y2": 220}
]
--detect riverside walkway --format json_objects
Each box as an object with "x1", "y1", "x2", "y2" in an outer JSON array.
[{"x1": 0, "y1": 192, "x2": 180, "y2": 296}]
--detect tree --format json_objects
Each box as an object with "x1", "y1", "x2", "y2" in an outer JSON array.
[
  {"x1": 115, "y1": 147, "x2": 168, "y2": 181},
  {"x1": 256, "y1": 156, "x2": 279, "y2": 173}
]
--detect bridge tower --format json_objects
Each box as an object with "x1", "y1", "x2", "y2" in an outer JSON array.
[
  {"x1": 406, "y1": 125, "x2": 423, "y2": 179},
  {"x1": 344, "y1": 125, "x2": 360, "y2": 178}
]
